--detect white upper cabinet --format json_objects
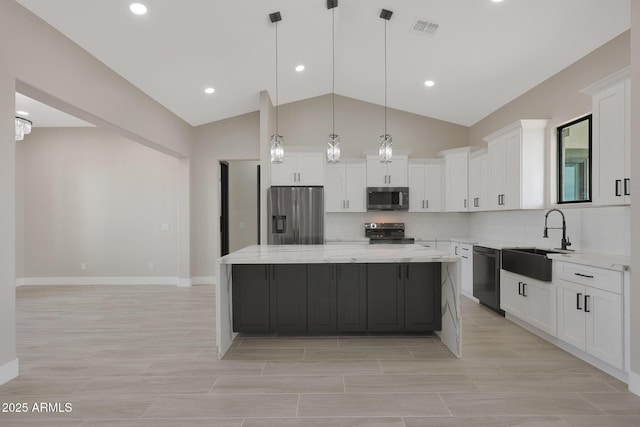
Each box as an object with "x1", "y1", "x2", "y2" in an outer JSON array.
[
  {"x1": 325, "y1": 161, "x2": 366, "y2": 212},
  {"x1": 439, "y1": 147, "x2": 470, "y2": 212},
  {"x1": 271, "y1": 149, "x2": 325, "y2": 186},
  {"x1": 366, "y1": 153, "x2": 408, "y2": 187},
  {"x1": 468, "y1": 150, "x2": 487, "y2": 212},
  {"x1": 582, "y1": 67, "x2": 631, "y2": 206},
  {"x1": 408, "y1": 160, "x2": 443, "y2": 212},
  {"x1": 483, "y1": 120, "x2": 548, "y2": 211}
]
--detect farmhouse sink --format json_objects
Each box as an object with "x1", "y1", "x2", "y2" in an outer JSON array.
[{"x1": 501, "y1": 248, "x2": 563, "y2": 282}]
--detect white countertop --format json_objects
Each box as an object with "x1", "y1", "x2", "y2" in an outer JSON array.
[
  {"x1": 218, "y1": 244, "x2": 459, "y2": 264},
  {"x1": 547, "y1": 252, "x2": 630, "y2": 271}
]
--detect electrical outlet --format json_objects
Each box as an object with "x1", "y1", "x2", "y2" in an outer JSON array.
[
  {"x1": 80, "y1": 263, "x2": 87, "y2": 271},
  {"x1": 148, "y1": 262, "x2": 154, "y2": 270}
]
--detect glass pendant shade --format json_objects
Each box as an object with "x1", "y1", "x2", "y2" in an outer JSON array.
[
  {"x1": 270, "y1": 134, "x2": 284, "y2": 164},
  {"x1": 15, "y1": 116, "x2": 32, "y2": 141},
  {"x1": 379, "y1": 134, "x2": 392, "y2": 163},
  {"x1": 327, "y1": 134, "x2": 341, "y2": 163}
]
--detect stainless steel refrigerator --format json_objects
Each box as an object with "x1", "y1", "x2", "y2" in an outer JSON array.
[{"x1": 267, "y1": 186, "x2": 324, "y2": 244}]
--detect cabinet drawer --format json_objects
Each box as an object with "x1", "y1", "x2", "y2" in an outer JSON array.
[{"x1": 555, "y1": 261, "x2": 622, "y2": 294}]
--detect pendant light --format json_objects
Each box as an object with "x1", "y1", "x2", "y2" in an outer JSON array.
[
  {"x1": 379, "y1": 9, "x2": 393, "y2": 163},
  {"x1": 269, "y1": 11, "x2": 284, "y2": 164},
  {"x1": 15, "y1": 116, "x2": 32, "y2": 141},
  {"x1": 326, "y1": 0, "x2": 340, "y2": 163}
]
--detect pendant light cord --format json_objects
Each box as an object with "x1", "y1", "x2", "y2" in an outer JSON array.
[
  {"x1": 275, "y1": 20, "x2": 279, "y2": 135},
  {"x1": 332, "y1": 7, "x2": 335, "y2": 135},
  {"x1": 384, "y1": 18, "x2": 387, "y2": 136}
]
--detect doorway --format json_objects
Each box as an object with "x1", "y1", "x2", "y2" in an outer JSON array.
[{"x1": 220, "y1": 160, "x2": 260, "y2": 256}]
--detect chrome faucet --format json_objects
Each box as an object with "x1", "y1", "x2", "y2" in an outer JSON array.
[{"x1": 543, "y1": 209, "x2": 572, "y2": 251}]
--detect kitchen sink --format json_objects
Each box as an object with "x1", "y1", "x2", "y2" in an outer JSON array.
[{"x1": 501, "y1": 248, "x2": 562, "y2": 282}]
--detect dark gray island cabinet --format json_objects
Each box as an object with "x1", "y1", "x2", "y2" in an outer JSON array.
[{"x1": 232, "y1": 262, "x2": 441, "y2": 334}]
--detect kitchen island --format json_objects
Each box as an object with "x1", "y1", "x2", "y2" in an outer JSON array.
[{"x1": 215, "y1": 244, "x2": 461, "y2": 358}]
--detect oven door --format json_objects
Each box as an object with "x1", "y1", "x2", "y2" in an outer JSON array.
[{"x1": 367, "y1": 187, "x2": 409, "y2": 211}]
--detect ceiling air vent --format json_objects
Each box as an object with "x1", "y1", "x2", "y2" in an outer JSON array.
[{"x1": 410, "y1": 18, "x2": 440, "y2": 36}]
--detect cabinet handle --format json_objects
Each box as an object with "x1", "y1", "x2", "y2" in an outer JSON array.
[
  {"x1": 474, "y1": 197, "x2": 479, "y2": 208},
  {"x1": 455, "y1": 246, "x2": 459, "y2": 256},
  {"x1": 625, "y1": 178, "x2": 631, "y2": 196},
  {"x1": 518, "y1": 281, "x2": 522, "y2": 296},
  {"x1": 576, "y1": 292, "x2": 583, "y2": 310},
  {"x1": 615, "y1": 179, "x2": 622, "y2": 196},
  {"x1": 498, "y1": 194, "x2": 501, "y2": 205},
  {"x1": 461, "y1": 255, "x2": 469, "y2": 259},
  {"x1": 406, "y1": 264, "x2": 409, "y2": 279},
  {"x1": 422, "y1": 200, "x2": 425, "y2": 209},
  {"x1": 464, "y1": 199, "x2": 467, "y2": 208},
  {"x1": 388, "y1": 175, "x2": 391, "y2": 184},
  {"x1": 426, "y1": 200, "x2": 429, "y2": 209},
  {"x1": 584, "y1": 295, "x2": 590, "y2": 313},
  {"x1": 347, "y1": 200, "x2": 349, "y2": 209},
  {"x1": 522, "y1": 282, "x2": 527, "y2": 297},
  {"x1": 574, "y1": 272, "x2": 594, "y2": 279}
]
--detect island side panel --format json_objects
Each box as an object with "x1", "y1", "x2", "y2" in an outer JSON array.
[
  {"x1": 439, "y1": 260, "x2": 462, "y2": 357},
  {"x1": 216, "y1": 262, "x2": 236, "y2": 358}
]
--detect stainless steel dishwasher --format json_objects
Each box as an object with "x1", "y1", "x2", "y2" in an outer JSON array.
[{"x1": 472, "y1": 246, "x2": 505, "y2": 315}]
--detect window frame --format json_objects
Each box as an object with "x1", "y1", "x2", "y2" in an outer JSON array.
[{"x1": 557, "y1": 114, "x2": 592, "y2": 204}]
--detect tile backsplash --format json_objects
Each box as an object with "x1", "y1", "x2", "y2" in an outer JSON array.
[
  {"x1": 326, "y1": 205, "x2": 630, "y2": 256},
  {"x1": 469, "y1": 206, "x2": 630, "y2": 256}
]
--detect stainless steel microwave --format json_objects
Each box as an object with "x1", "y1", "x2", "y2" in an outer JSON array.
[{"x1": 367, "y1": 187, "x2": 409, "y2": 211}]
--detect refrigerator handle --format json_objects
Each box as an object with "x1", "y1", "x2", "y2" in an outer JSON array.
[{"x1": 294, "y1": 198, "x2": 299, "y2": 243}]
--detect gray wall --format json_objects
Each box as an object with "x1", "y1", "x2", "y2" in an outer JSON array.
[
  {"x1": 0, "y1": 1, "x2": 192, "y2": 378},
  {"x1": 191, "y1": 112, "x2": 260, "y2": 278},
  {"x1": 469, "y1": 31, "x2": 630, "y2": 146},
  {"x1": 228, "y1": 160, "x2": 260, "y2": 253},
  {"x1": 19, "y1": 128, "x2": 178, "y2": 278},
  {"x1": 630, "y1": 1, "x2": 640, "y2": 393},
  {"x1": 278, "y1": 94, "x2": 469, "y2": 158}
]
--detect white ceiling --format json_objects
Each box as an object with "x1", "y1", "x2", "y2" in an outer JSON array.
[{"x1": 16, "y1": 0, "x2": 630, "y2": 127}]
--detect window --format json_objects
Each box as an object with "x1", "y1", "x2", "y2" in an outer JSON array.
[{"x1": 558, "y1": 115, "x2": 592, "y2": 203}]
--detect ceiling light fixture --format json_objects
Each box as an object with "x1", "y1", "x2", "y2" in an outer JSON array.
[
  {"x1": 204, "y1": 87, "x2": 215, "y2": 94},
  {"x1": 327, "y1": 0, "x2": 340, "y2": 163},
  {"x1": 492, "y1": 0, "x2": 504, "y2": 3},
  {"x1": 15, "y1": 116, "x2": 32, "y2": 141},
  {"x1": 16, "y1": 110, "x2": 29, "y2": 116},
  {"x1": 379, "y1": 8, "x2": 393, "y2": 163},
  {"x1": 269, "y1": 11, "x2": 284, "y2": 164},
  {"x1": 129, "y1": 3, "x2": 147, "y2": 15},
  {"x1": 424, "y1": 80, "x2": 435, "y2": 87},
  {"x1": 295, "y1": 65, "x2": 305, "y2": 72}
]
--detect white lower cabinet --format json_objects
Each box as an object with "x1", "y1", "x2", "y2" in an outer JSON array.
[
  {"x1": 452, "y1": 242, "x2": 473, "y2": 297},
  {"x1": 500, "y1": 270, "x2": 556, "y2": 336},
  {"x1": 556, "y1": 261, "x2": 623, "y2": 369}
]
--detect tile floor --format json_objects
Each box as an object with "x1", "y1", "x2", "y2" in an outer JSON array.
[{"x1": 1, "y1": 284, "x2": 639, "y2": 426}]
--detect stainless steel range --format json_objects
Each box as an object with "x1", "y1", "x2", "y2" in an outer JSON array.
[{"x1": 365, "y1": 222, "x2": 415, "y2": 244}]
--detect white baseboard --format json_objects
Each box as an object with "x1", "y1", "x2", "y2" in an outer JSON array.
[
  {"x1": 17, "y1": 277, "x2": 179, "y2": 286},
  {"x1": 629, "y1": 371, "x2": 640, "y2": 396},
  {"x1": 192, "y1": 276, "x2": 216, "y2": 285},
  {"x1": 177, "y1": 278, "x2": 192, "y2": 287},
  {"x1": 17, "y1": 276, "x2": 217, "y2": 287},
  {"x1": 0, "y1": 358, "x2": 19, "y2": 386}
]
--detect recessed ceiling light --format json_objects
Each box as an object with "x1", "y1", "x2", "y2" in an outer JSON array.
[
  {"x1": 16, "y1": 110, "x2": 29, "y2": 116},
  {"x1": 129, "y1": 3, "x2": 147, "y2": 15},
  {"x1": 295, "y1": 65, "x2": 305, "y2": 72},
  {"x1": 492, "y1": 0, "x2": 504, "y2": 3},
  {"x1": 204, "y1": 87, "x2": 215, "y2": 94},
  {"x1": 424, "y1": 80, "x2": 435, "y2": 87}
]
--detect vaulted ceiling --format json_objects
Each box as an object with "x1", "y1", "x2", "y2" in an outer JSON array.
[{"x1": 16, "y1": 0, "x2": 630, "y2": 127}]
